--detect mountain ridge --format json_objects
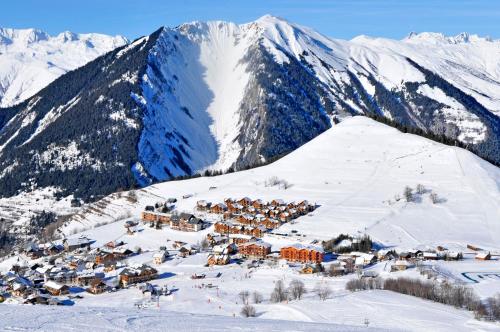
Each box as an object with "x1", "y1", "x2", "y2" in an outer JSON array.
[{"x1": 0, "y1": 16, "x2": 499, "y2": 204}]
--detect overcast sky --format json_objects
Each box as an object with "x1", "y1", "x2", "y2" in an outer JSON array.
[{"x1": 2, "y1": 0, "x2": 499, "y2": 40}]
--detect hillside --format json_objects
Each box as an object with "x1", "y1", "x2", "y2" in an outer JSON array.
[
  {"x1": 1, "y1": 116, "x2": 498, "y2": 331},
  {"x1": 62, "y1": 116, "x2": 500, "y2": 251},
  {"x1": 0, "y1": 16, "x2": 499, "y2": 208}
]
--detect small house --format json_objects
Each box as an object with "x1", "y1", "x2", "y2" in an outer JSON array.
[
  {"x1": 207, "y1": 254, "x2": 229, "y2": 266},
  {"x1": 475, "y1": 252, "x2": 491, "y2": 261},
  {"x1": 63, "y1": 236, "x2": 93, "y2": 252},
  {"x1": 300, "y1": 264, "x2": 322, "y2": 274},
  {"x1": 87, "y1": 279, "x2": 107, "y2": 294},
  {"x1": 196, "y1": 200, "x2": 211, "y2": 211},
  {"x1": 44, "y1": 280, "x2": 69, "y2": 296},
  {"x1": 423, "y1": 252, "x2": 439, "y2": 260},
  {"x1": 153, "y1": 251, "x2": 168, "y2": 265},
  {"x1": 237, "y1": 197, "x2": 252, "y2": 207},
  {"x1": 392, "y1": 260, "x2": 413, "y2": 271},
  {"x1": 210, "y1": 203, "x2": 227, "y2": 214}
]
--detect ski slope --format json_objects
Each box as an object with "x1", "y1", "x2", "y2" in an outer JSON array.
[
  {"x1": 64, "y1": 116, "x2": 500, "y2": 251},
  {"x1": 0, "y1": 304, "x2": 390, "y2": 332}
]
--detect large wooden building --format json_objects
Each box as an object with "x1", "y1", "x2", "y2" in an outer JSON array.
[
  {"x1": 170, "y1": 213, "x2": 205, "y2": 232},
  {"x1": 238, "y1": 241, "x2": 272, "y2": 259},
  {"x1": 119, "y1": 265, "x2": 158, "y2": 287},
  {"x1": 141, "y1": 211, "x2": 171, "y2": 224},
  {"x1": 280, "y1": 244, "x2": 324, "y2": 263}
]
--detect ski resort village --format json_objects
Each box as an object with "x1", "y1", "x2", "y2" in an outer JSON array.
[
  {"x1": 1, "y1": 9, "x2": 500, "y2": 330},
  {"x1": 0, "y1": 117, "x2": 499, "y2": 331}
]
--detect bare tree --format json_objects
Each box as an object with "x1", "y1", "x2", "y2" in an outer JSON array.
[
  {"x1": 239, "y1": 290, "x2": 250, "y2": 305},
  {"x1": 241, "y1": 304, "x2": 256, "y2": 317},
  {"x1": 403, "y1": 186, "x2": 414, "y2": 202},
  {"x1": 270, "y1": 280, "x2": 288, "y2": 303},
  {"x1": 252, "y1": 291, "x2": 263, "y2": 304},
  {"x1": 288, "y1": 279, "x2": 306, "y2": 300},
  {"x1": 314, "y1": 282, "x2": 332, "y2": 301},
  {"x1": 430, "y1": 192, "x2": 439, "y2": 204},
  {"x1": 416, "y1": 184, "x2": 425, "y2": 195},
  {"x1": 128, "y1": 190, "x2": 138, "y2": 203},
  {"x1": 200, "y1": 237, "x2": 210, "y2": 251}
]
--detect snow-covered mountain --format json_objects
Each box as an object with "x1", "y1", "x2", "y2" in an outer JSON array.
[
  {"x1": 0, "y1": 27, "x2": 128, "y2": 107},
  {"x1": 0, "y1": 16, "x2": 499, "y2": 205}
]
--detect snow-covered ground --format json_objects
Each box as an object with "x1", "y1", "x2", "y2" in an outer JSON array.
[
  {"x1": 0, "y1": 304, "x2": 390, "y2": 332},
  {"x1": 64, "y1": 116, "x2": 500, "y2": 251},
  {"x1": 1, "y1": 116, "x2": 499, "y2": 331},
  {"x1": 1, "y1": 256, "x2": 497, "y2": 331}
]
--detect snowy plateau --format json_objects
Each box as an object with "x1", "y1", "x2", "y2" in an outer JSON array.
[{"x1": 0, "y1": 15, "x2": 499, "y2": 332}]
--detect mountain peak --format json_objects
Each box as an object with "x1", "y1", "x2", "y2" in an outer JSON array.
[
  {"x1": 255, "y1": 14, "x2": 288, "y2": 24},
  {"x1": 403, "y1": 31, "x2": 494, "y2": 44},
  {"x1": 0, "y1": 27, "x2": 49, "y2": 45}
]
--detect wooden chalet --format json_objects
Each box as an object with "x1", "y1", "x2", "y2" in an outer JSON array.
[
  {"x1": 252, "y1": 199, "x2": 264, "y2": 209},
  {"x1": 95, "y1": 252, "x2": 116, "y2": 265},
  {"x1": 63, "y1": 236, "x2": 93, "y2": 252},
  {"x1": 170, "y1": 213, "x2": 204, "y2": 232},
  {"x1": 271, "y1": 199, "x2": 285, "y2": 207},
  {"x1": 44, "y1": 280, "x2": 69, "y2": 296},
  {"x1": 392, "y1": 260, "x2": 413, "y2": 271},
  {"x1": 207, "y1": 254, "x2": 229, "y2": 266},
  {"x1": 229, "y1": 234, "x2": 256, "y2": 245},
  {"x1": 76, "y1": 271, "x2": 105, "y2": 286},
  {"x1": 153, "y1": 251, "x2": 168, "y2": 265},
  {"x1": 141, "y1": 211, "x2": 171, "y2": 224},
  {"x1": 119, "y1": 265, "x2": 158, "y2": 287},
  {"x1": 87, "y1": 279, "x2": 107, "y2": 294},
  {"x1": 475, "y1": 252, "x2": 491, "y2": 261},
  {"x1": 196, "y1": 200, "x2": 211, "y2": 211},
  {"x1": 210, "y1": 203, "x2": 227, "y2": 214},
  {"x1": 237, "y1": 197, "x2": 252, "y2": 207},
  {"x1": 300, "y1": 263, "x2": 322, "y2": 274}
]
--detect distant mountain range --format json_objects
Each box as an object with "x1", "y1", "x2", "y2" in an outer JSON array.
[
  {"x1": 0, "y1": 16, "x2": 499, "y2": 202},
  {"x1": 0, "y1": 27, "x2": 127, "y2": 107}
]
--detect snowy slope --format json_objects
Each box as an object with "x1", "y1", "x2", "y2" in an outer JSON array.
[
  {"x1": 1, "y1": 118, "x2": 499, "y2": 332},
  {"x1": 1, "y1": 16, "x2": 499, "y2": 210},
  {"x1": 63, "y1": 116, "x2": 500, "y2": 251},
  {"x1": 0, "y1": 304, "x2": 391, "y2": 331},
  {"x1": 252, "y1": 16, "x2": 500, "y2": 146},
  {"x1": 137, "y1": 15, "x2": 500, "y2": 180},
  {"x1": 137, "y1": 22, "x2": 257, "y2": 180},
  {"x1": 0, "y1": 27, "x2": 127, "y2": 107}
]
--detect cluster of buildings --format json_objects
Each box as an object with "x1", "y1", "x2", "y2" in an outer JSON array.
[
  {"x1": 198, "y1": 197, "x2": 316, "y2": 225},
  {"x1": 141, "y1": 209, "x2": 206, "y2": 232},
  {"x1": 0, "y1": 235, "x2": 159, "y2": 305},
  {"x1": 208, "y1": 197, "x2": 315, "y2": 239},
  {"x1": 200, "y1": 198, "x2": 321, "y2": 268}
]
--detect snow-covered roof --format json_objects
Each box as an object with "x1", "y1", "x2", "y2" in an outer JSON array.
[
  {"x1": 64, "y1": 236, "x2": 93, "y2": 246},
  {"x1": 476, "y1": 252, "x2": 490, "y2": 259},
  {"x1": 44, "y1": 280, "x2": 66, "y2": 290},
  {"x1": 239, "y1": 241, "x2": 272, "y2": 248},
  {"x1": 153, "y1": 252, "x2": 167, "y2": 258},
  {"x1": 285, "y1": 243, "x2": 324, "y2": 253}
]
